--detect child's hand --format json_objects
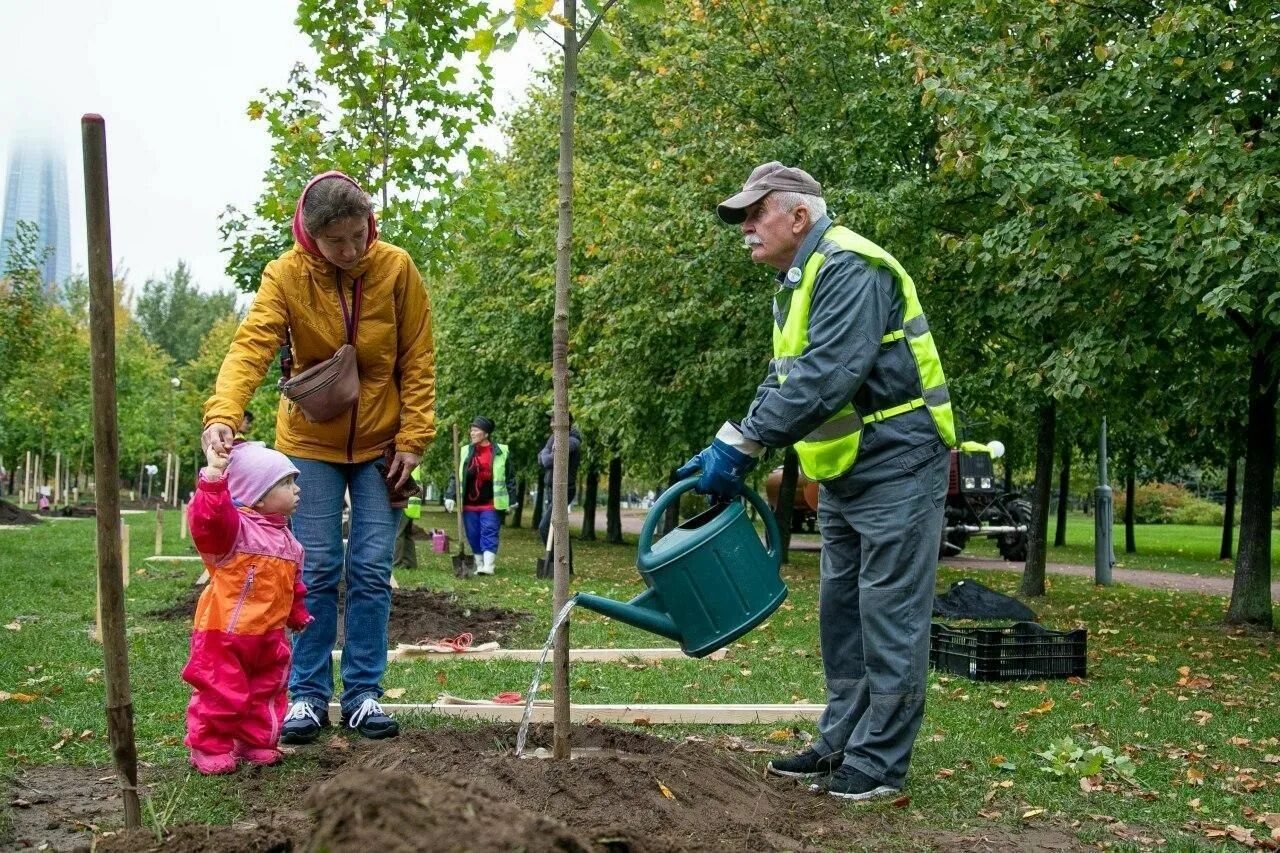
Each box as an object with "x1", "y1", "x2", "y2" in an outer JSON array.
[{"x1": 204, "y1": 442, "x2": 229, "y2": 473}]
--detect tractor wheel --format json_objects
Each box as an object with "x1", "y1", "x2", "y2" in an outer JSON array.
[{"x1": 997, "y1": 498, "x2": 1032, "y2": 562}]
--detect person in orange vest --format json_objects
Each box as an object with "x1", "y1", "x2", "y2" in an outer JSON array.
[{"x1": 183, "y1": 440, "x2": 312, "y2": 774}]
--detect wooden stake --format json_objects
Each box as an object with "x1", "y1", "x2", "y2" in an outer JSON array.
[
  {"x1": 178, "y1": 501, "x2": 187, "y2": 541},
  {"x1": 54, "y1": 452, "x2": 62, "y2": 505},
  {"x1": 162, "y1": 453, "x2": 172, "y2": 504},
  {"x1": 154, "y1": 507, "x2": 163, "y2": 556},
  {"x1": 24, "y1": 450, "x2": 32, "y2": 504},
  {"x1": 82, "y1": 113, "x2": 141, "y2": 828}
]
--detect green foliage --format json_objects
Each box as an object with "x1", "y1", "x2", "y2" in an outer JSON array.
[
  {"x1": 1035, "y1": 737, "x2": 1136, "y2": 782},
  {"x1": 1118, "y1": 482, "x2": 1225, "y2": 526},
  {"x1": 219, "y1": 0, "x2": 495, "y2": 292},
  {"x1": 134, "y1": 262, "x2": 237, "y2": 365}
]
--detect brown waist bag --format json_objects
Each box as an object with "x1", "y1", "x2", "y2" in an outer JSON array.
[{"x1": 278, "y1": 276, "x2": 363, "y2": 423}]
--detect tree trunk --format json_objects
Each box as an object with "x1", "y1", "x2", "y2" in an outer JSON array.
[
  {"x1": 1054, "y1": 441, "x2": 1069, "y2": 547},
  {"x1": 1227, "y1": 346, "x2": 1276, "y2": 627},
  {"x1": 549, "y1": 4, "x2": 579, "y2": 760},
  {"x1": 511, "y1": 477, "x2": 526, "y2": 529},
  {"x1": 1003, "y1": 457, "x2": 1013, "y2": 494},
  {"x1": 580, "y1": 462, "x2": 599, "y2": 541},
  {"x1": 1219, "y1": 451, "x2": 1237, "y2": 561},
  {"x1": 1020, "y1": 399, "x2": 1055, "y2": 597},
  {"x1": 606, "y1": 456, "x2": 623, "y2": 544},
  {"x1": 663, "y1": 467, "x2": 681, "y2": 535},
  {"x1": 1124, "y1": 467, "x2": 1136, "y2": 554},
  {"x1": 776, "y1": 447, "x2": 800, "y2": 564}
]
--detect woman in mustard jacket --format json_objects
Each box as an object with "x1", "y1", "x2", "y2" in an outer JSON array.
[{"x1": 201, "y1": 171, "x2": 435, "y2": 743}]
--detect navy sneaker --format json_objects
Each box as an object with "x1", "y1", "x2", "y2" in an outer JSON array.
[
  {"x1": 766, "y1": 747, "x2": 842, "y2": 779},
  {"x1": 342, "y1": 697, "x2": 399, "y2": 739},
  {"x1": 810, "y1": 765, "x2": 900, "y2": 801},
  {"x1": 280, "y1": 700, "x2": 329, "y2": 744}
]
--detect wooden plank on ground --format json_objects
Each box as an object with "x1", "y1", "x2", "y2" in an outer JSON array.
[
  {"x1": 325, "y1": 699, "x2": 824, "y2": 724},
  {"x1": 332, "y1": 646, "x2": 730, "y2": 663}
]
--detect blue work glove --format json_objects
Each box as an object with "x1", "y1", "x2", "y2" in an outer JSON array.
[{"x1": 675, "y1": 422, "x2": 762, "y2": 502}]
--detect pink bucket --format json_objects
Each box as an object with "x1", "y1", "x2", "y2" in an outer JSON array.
[{"x1": 431, "y1": 529, "x2": 448, "y2": 553}]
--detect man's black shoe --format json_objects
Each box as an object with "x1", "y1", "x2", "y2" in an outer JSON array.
[
  {"x1": 766, "y1": 747, "x2": 841, "y2": 779},
  {"x1": 810, "y1": 765, "x2": 900, "y2": 801}
]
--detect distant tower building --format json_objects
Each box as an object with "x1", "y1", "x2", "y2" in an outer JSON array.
[{"x1": 0, "y1": 137, "x2": 72, "y2": 285}]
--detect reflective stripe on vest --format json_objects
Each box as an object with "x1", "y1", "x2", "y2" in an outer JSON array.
[
  {"x1": 772, "y1": 226, "x2": 957, "y2": 481},
  {"x1": 457, "y1": 443, "x2": 510, "y2": 511}
]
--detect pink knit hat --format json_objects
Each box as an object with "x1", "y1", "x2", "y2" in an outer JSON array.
[{"x1": 226, "y1": 443, "x2": 300, "y2": 507}]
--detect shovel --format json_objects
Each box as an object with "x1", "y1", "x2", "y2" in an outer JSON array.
[
  {"x1": 450, "y1": 425, "x2": 476, "y2": 578},
  {"x1": 536, "y1": 523, "x2": 553, "y2": 579}
]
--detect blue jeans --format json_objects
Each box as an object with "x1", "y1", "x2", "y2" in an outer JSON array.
[
  {"x1": 287, "y1": 456, "x2": 399, "y2": 715},
  {"x1": 463, "y1": 508, "x2": 502, "y2": 553}
]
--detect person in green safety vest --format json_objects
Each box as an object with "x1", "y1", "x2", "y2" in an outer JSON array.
[
  {"x1": 443, "y1": 416, "x2": 517, "y2": 576},
  {"x1": 392, "y1": 464, "x2": 426, "y2": 570},
  {"x1": 677, "y1": 162, "x2": 955, "y2": 802}
]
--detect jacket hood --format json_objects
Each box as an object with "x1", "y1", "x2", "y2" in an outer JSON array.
[{"x1": 291, "y1": 171, "x2": 379, "y2": 259}]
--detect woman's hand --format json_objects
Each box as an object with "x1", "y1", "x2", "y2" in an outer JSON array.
[
  {"x1": 386, "y1": 451, "x2": 421, "y2": 490},
  {"x1": 202, "y1": 423, "x2": 234, "y2": 455}
]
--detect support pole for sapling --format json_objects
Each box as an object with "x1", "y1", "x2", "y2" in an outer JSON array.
[{"x1": 82, "y1": 113, "x2": 141, "y2": 830}]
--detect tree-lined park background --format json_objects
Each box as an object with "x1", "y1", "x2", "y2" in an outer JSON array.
[{"x1": 1, "y1": 0, "x2": 1275, "y2": 627}]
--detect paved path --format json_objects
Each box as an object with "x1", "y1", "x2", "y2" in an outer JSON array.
[{"x1": 568, "y1": 507, "x2": 1278, "y2": 601}]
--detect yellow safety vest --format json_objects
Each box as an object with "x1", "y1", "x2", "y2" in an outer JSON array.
[{"x1": 774, "y1": 226, "x2": 956, "y2": 481}]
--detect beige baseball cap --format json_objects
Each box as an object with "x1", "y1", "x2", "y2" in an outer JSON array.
[{"x1": 716, "y1": 161, "x2": 823, "y2": 224}]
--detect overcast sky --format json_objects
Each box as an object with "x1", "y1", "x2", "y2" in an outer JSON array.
[{"x1": 0, "y1": 0, "x2": 547, "y2": 296}]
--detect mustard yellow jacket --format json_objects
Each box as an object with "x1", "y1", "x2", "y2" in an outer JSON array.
[{"x1": 203, "y1": 240, "x2": 436, "y2": 464}]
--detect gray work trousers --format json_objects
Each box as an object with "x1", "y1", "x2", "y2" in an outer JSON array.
[{"x1": 813, "y1": 441, "x2": 948, "y2": 787}]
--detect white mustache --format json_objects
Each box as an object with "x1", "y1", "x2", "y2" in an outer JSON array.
[{"x1": 744, "y1": 236, "x2": 763, "y2": 248}]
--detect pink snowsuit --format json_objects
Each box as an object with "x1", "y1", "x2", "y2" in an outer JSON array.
[{"x1": 182, "y1": 472, "x2": 310, "y2": 760}]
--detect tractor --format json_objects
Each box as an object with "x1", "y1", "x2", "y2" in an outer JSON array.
[{"x1": 763, "y1": 440, "x2": 1032, "y2": 561}]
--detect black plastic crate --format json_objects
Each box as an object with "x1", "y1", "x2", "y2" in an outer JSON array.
[{"x1": 930, "y1": 621, "x2": 1087, "y2": 682}]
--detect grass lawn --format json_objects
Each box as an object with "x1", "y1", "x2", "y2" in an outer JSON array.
[
  {"x1": 962, "y1": 512, "x2": 1278, "y2": 580},
  {"x1": 1, "y1": 506, "x2": 1277, "y2": 850}
]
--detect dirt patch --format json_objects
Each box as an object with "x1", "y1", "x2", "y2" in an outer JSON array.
[
  {"x1": 146, "y1": 587, "x2": 528, "y2": 648},
  {"x1": 55, "y1": 505, "x2": 97, "y2": 518},
  {"x1": 4, "y1": 764, "x2": 139, "y2": 852},
  {"x1": 13, "y1": 728, "x2": 1094, "y2": 852},
  {"x1": 0, "y1": 499, "x2": 43, "y2": 525},
  {"x1": 376, "y1": 588, "x2": 528, "y2": 646}
]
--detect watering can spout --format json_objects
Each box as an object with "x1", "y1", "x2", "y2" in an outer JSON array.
[{"x1": 574, "y1": 590, "x2": 682, "y2": 643}]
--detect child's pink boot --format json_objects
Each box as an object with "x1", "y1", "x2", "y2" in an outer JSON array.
[
  {"x1": 190, "y1": 750, "x2": 237, "y2": 775},
  {"x1": 234, "y1": 743, "x2": 283, "y2": 767}
]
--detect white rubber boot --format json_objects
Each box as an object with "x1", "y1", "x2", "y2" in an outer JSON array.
[{"x1": 476, "y1": 550, "x2": 496, "y2": 575}]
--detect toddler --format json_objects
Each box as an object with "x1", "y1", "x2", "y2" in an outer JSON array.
[{"x1": 183, "y1": 441, "x2": 311, "y2": 774}]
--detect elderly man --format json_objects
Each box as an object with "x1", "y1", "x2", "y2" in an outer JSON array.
[{"x1": 676, "y1": 162, "x2": 956, "y2": 800}]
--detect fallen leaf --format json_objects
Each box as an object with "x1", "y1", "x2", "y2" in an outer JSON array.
[
  {"x1": 1022, "y1": 699, "x2": 1055, "y2": 716},
  {"x1": 5, "y1": 621, "x2": 21, "y2": 631},
  {"x1": 937, "y1": 768, "x2": 955, "y2": 778},
  {"x1": 435, "y1": 671, "x2": 447, "y2": 686},
  {"x1": 766, "y1": 729, "x2": 793, "y2": 742},
  {"x1": 1263, "y1": 755, "x2": 1280, "y2": 765},
  {"x1": 1080, "y1": 775, "x2": 1102, "y2": 793},
  {"x1": 991, "y1": 700, "x2": 1008, "y2": 710},
  {"x1": 1022, "y1": 808, "x2": 1046, "y2": 820},
  {"x1": 1257, "y1": 814, "x2": 1280, "y2": 831},
  {"x1": 9, "y1": 693, "x2": 38, "y2": 703},
  {"x1": 657, "y1": 780, "x2": 675, "y2": 800},
  {"x1": 1186, "y1": 767, "x2": 1206, "y2": 785},
  {"x1": 384, "y1": 688, "x2": 405, "y2": 699},
  {"x1": 1191, "y1": 710, "x2": 1214, "y2": 726},
  {"x1": 890, "y1": 795, "x2": 911, "y2": 808}
]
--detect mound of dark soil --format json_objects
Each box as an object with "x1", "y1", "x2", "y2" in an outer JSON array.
[
  {"x1": 18, "y1": 726, "x2": 1094, "y2": 852},
  {"x1": 56, "y1": 505, "x2": 97, "y2": 517},
  {"x1": 0, "y1": 499, "x2": 42, "y2": 524},
  {"x1": 147, "y1": 586, "x2": 528, "y2": 648}
]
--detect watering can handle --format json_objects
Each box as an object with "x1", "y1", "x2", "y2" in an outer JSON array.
[{"x1": 638, "y1": 477, "x2": 782, "y2": 568}]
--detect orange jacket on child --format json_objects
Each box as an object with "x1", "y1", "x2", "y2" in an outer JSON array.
[{"x1": 182, "y1": 471, "x2": 310, "y2": 760}]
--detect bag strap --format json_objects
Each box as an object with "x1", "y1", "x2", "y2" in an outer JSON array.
[{"x1": 278, "y1": 274, "x2": 364, "y2": 380}]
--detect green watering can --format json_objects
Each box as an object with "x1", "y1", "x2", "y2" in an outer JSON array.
[{"x1": 575, "y1": 477, "x2": 787, "y2": 658}]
